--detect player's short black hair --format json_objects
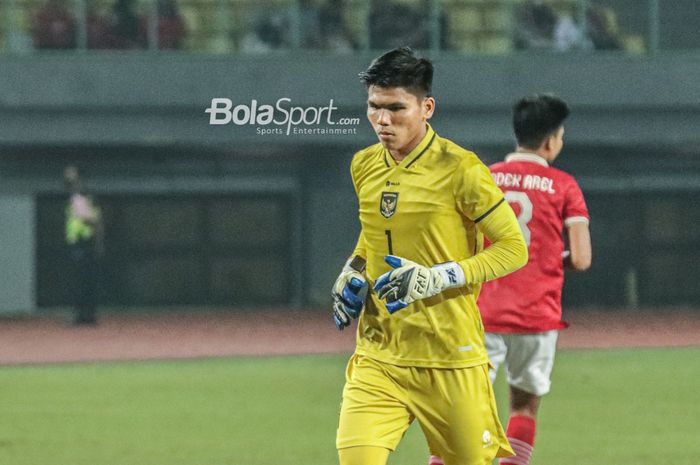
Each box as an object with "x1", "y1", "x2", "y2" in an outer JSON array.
[
  {"x1": 359, "y1": 47, "x2": 433, "y2": 98},
  {"x1": 513, "y1": 94, "x2": 570, "y2": 149}
]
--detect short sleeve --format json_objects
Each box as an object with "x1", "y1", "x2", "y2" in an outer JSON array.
[
  {"x1": 453, "y1": 157, "x2": 505, "y2": 223},
  {"x1": 563, "y1": 177, "x2": 589, "y2": 227}
]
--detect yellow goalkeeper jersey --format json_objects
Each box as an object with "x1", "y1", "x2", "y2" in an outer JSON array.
[{"x1": 350, "y1": 124, "x2": 527, "y2": 368}]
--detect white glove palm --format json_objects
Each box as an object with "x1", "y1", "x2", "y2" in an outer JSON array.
[{"x1": 373, "y1": 255, "x2": 464, "y2": 313}]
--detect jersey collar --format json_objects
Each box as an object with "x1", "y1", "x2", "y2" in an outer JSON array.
[
  {"x1": 384, "y1": 124, "x2": 437, "y2": 169},
  {"x1": 505, "y1": 152, "x2": 549, "y2": 167}
]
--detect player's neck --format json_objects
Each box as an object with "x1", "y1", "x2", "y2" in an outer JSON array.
[
  {"x1": 515, "y1": 147, "x2": 550, "y2": 163},
  {"x1": 390, "y1": 126, "x2": 428, "y2": 162}
]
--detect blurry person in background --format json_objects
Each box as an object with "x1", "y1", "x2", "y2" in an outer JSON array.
[
  {"x1": 515, "y1": 1, "x2": 624, "y2": 53},
  {"x1": 32, "y1": 0, "x2": 77, "y2": 49},
  {"x1": 369, "y1": 0, "x2": 426, "y2": 50},
  {"x1": 64, "y1": 166, "x2": 103, "y2": 326},
  {"x1": 318, "y1": 0, "x2": 357, "y2": 53},
  {"x1": 241, "y1": 0, "x2": 322, "y2": 52},
  {"x1": 109, "y1": 0, "x2": 142, "y2": 48},
  {"x1": 586, "y1": 5, "x2": 624, "y2": 50},
  {"x1": 513, "y1": 1, "x2": 557, "y2": 50},
  {"x1": 240, "y1": 15, "x2": 287, "y2": 53},
  {"x1": 553, "y1": 12, "x2": 591, "y2": 52},
  {"x1": 143, "y1": 0, "x2": 186, "y2": 50},
  {"x1": 87, "y1": 5, "x2": 113, "y2": 49}
]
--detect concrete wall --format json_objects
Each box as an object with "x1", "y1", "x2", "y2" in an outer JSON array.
[
  {"x1": 1, "y1": 53, "x2": 699, "y2": 148},
  {"x1": 0, "y1": 196, "x2": 35, "y2": 313}
]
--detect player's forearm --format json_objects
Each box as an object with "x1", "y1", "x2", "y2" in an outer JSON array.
[
  {"x1": 458, "y1": 234, "x2": 527, "y2": 284},
  {"x1": 565, "y1": 222, "x2": 592, "y2": 271},
  {"x1": 458, "y1": 203, "x2": 528, "y2": 284},
  {"x1": 564, "y1": 244, "x2": 591, "y2": 271}
]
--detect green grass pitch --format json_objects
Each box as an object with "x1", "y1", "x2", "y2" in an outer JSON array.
[{"x1": 1, "y1": 347, "x2": 698, "y2": 465}]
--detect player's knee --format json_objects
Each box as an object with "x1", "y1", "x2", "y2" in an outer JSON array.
[
  {"x1": 338, "y1": 446, "x2": 390, "y2": 465},
  {"x1": 510, "y1": 386, "x2": 540, "y2": 416}
]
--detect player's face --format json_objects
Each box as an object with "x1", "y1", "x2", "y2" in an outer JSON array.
[{"x1": 366, "y1": 85, "x2": 435, "y2": 159}]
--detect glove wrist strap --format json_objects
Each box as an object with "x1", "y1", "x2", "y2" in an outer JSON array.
[
  {"x1": 343, "y1": 255, "x2": 367, "y2": 273},
  {"x1": 433, "y1": 262, "x2": 466, "y2": 289}
]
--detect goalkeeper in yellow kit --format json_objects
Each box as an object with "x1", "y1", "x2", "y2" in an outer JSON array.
[{"x1": 332, "y1": 47, "x2": 528, "y2": 465}]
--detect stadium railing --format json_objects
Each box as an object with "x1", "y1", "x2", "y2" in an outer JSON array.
[{"x1": 0, "y1": 0, "x2": 690, "y2": 55}]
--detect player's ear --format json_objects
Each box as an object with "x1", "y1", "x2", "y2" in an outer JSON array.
[
  {"x1": 422, "y1": 96, "x2": 435, "y2": 120},
  {"x1": 542, "y1": 133, "x2": 555, "y2": 153}
]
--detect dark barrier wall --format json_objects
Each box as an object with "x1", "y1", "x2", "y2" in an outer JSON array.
[
  {"x1": 1, "y1": 53, "x2": 700, "y2": 148},
  {"x1": 1, "y1": 53, "x2": 699, "y2": 311}
]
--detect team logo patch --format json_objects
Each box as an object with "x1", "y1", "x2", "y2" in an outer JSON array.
[
  {"x1": 482, "y1": 430, "x2": 493, "y2": 448},
  {"x1": 380, "y1": 192, "x2": 399, "y2": 218}
]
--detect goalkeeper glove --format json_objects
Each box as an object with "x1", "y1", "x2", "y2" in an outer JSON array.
[
  {"x1": 373, "y1": 255, "x2": 465, "y2": 313},
  {"x1": 332, "y1": 256, "x2": 368, "y2": 330}
]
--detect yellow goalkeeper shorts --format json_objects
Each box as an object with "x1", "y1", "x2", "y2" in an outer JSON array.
[{"x1": 336, "y1": 354, "x2": 513, "y2": 465}]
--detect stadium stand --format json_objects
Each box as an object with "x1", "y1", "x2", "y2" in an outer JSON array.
[{"x1": 0, "y1": 0, "x2": 629, "y2": 54}]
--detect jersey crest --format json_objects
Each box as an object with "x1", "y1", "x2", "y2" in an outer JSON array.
[{"x1": 380, "y1": 192, "x2": 399, "y2": 218}]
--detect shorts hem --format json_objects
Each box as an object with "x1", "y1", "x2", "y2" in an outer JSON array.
[
  {"x1": 336, "y1": 441, "x2": 396, "y2": 452},
  {"x1": 507, "y1": 382, "x2": 550, "y2": 397},
  {"x1": 484, "y1": 323, "x2": 567, "y2": 333},
  {"x1": 496, "y1": 444, "x2": 516, "y2": 458}
]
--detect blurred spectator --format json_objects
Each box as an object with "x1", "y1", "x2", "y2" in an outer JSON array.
[
  {"x1": 240, "y1": 0, "x2": 328, "y2": 52},
  {"x1": 553, "y1": 13, "x2": 591, "y2": 51},
  {"x1": 318, "y1": 0, "x2": 357, "y2": 52},
  {"x1": 87, "y1": 6, "x2": 112, "y2": 49},
  {"x1": 516, "y1": 1, "x2": 624, "y2": 52},
  {"x1": 32, "y1": 0, "x2": 77, "y2": 49},
  {"x1": 514, "y1": 1, "x2": 557, "y2": 50},
  {"x1": 109, "y1": 0, "x2": 143, "y2": 49},
  {"x1": 64, "y1": 166, "x2": 103, "y2": 326},
  {"x1": 369, "y1": 0, "x2": 426, "y2": 50},
  {"x1": 141, "y1": 0, "x2": 187, "y2": 49},
  {"x1": 240, "y1": 0, "x2": 357, "y2": 53},
  {"x1": 240, "y1": 15, "x2": 288, "y2": 53},
  {"x1": 586, "y1": 5, "x2": 624, "y2": 50}
]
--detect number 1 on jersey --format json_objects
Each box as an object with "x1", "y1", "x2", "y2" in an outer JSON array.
[
  {"x1": 385, "y1": 229, "x2": 393, "y2": 254},
  {"x1": 504, "y1": 191, "x2": 533, "y2": 247}
]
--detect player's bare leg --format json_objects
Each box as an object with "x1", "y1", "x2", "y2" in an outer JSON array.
[
  {"x1": 500, "y1": 386, "x2": 540, "y2": 465},
  {"x1": 510, "y1": 385, "x2": 540, "y2": 417},
  {"x1": 339, "y1": 446, "x2": 390, "y2": 465}
]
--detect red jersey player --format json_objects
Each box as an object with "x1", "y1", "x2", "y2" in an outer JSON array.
[{"x1": 429, "y1": 94, "x2": 591, "y2": 465}]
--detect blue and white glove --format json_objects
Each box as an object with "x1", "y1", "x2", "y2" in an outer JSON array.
[
  {"x1": 373, "y1": 255, "x2": 465, "y2": 313},
  {"x1": 332, "y1": 256, "x2": 368, "y2": 330}
]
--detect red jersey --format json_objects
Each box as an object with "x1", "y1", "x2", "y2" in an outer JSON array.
[{"x1": 478, "y1": 153, "x2": 589, "y2": 333}]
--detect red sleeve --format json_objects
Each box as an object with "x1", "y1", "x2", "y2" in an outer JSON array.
[{"x1": 563, "y1": 176, "x2": 589, "y2": 225}]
